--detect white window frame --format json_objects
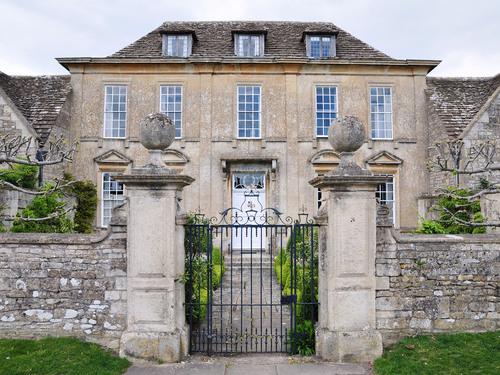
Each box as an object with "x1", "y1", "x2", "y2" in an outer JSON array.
[
  {"x1": 370, "y1": 86, "x2": 393, "y2": 139},
  {"x1": 162, "y1": 34, "x2": 192, "y2": 57},
  {"x1": 160, "y1": 85, "x2": 183, "y2": 138},
  {"x1": 101, "y1": 172, "x2": 125, "y2": 227},
  {"x1": 237, "y1": 85, "x2": 261, "y2": 139},
  {"x1": 306, "y1": 35, "x2": 336, "y2": 58},
  {"x1": 315, "y1": 86, "x2": 338, "y2": 137},
  {"x1": 375, "y1": 174, "x2": 395, "y2": 224},
  {"x1": 103, "y1": 85, "x2": 127, "y2": 139},
  {"x1": 234, "y1": 34, "x2": 265, "y2": 57}
]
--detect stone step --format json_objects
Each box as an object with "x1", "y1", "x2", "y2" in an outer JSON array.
[{"x1": 225, "y1": 262, "x2": 274, "y2": 270}]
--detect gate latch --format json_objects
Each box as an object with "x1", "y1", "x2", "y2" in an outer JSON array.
[{"x1": 281, "y1": 295, "x2": 297, "y2": 305}]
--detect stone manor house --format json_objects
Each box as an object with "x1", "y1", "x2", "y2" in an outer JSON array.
[{"x1": 1, "y1": 21, "x2": 499, "y2": 229}]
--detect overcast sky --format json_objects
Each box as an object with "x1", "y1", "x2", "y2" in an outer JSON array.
[{"x1": 1, "y1": 0, "x2": 498, "y2": 77}]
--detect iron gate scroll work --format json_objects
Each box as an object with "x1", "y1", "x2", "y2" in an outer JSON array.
[{"x1": 184, "y1": 190, "x2": 319, "y2": 354}]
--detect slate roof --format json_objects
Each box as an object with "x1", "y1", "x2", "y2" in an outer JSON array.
[
  {"x1": 110, "y1": 21, "x2": 393, "y2": 60},
  {"x1": 0, "y1": 72, "x2": 71, "y2": 147},
  {"x1": 426, "y1": 74, "x2": 500, "y2": 138}
]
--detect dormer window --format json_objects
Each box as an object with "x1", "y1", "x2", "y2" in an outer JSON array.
[
  {"x1": 234, "y1": 34, "x2": 265, "y2": 57},
  {"x1": 306, "y1": 34, "x2": 336, "y2": 58},
  {"x1": 162, "y1": 34, "x2": 193, "y2": 57}
]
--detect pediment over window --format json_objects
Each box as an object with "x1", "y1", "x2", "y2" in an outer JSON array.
[
  {"x1": 366, "y1": 151, "x2": 402, "y2": 174},
  {"x1": 310, "y1": 150, "x2": 341, "y2": 174},
  {"x1": 162, "y1": 149, "x2": 188, "y2": 173},
  {"x1": 94, "y1": 149, "x2": 132, "y2": 165},
  {"x1": 365, "y1": 151, "x2": 403, "y2": 166}
]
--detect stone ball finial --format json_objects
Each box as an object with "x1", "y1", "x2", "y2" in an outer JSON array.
[
  {"x1": 328, "y1": 115, "x2": 365, "y2": 153},
  {"x1": 138, "y1": 113, "x2": 175, "y2": 150}
]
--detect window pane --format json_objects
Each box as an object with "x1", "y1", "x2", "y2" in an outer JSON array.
[
  {"x1": 376, "y1": 175, "x2": 395, "y2": 223},
  {"x1": 104, "y1": 85, "x2": 126, "y2": 138},
  {"x1": 160, "y1": 85, "x2": 183, "y2": 138},
  {"x1": 237, "y1": 35, "x2": 262, "y2": 57},
  {"x1": 237, "y1": 85, "x2": 261, "y2": 138},
  {"x1": 315, "y1": 86, "x2": 337, "y2": 136},
  {"x1": 102, "y1": 172, "x2": 124, "y2": 227},
  {"x1": 370, "y1": 87, "x2": 392, "y2": 139}
]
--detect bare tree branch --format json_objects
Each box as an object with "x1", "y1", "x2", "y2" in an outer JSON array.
[
  {"x1": 428, "y1": 140, "x2": 500, "y2": 175},
  {"x1": 437, "y1": 186, "x2": 500, "y2": 202},
  {"x1": 2, "y1": 204, "x2": 76, "y2": 223},
  {"x1": 0, "y1": 134, "x2": 79, "y2": 226},
  {"x1": 433, "y1": 202, "x2": 500, "y2": 227},
  {"x1": 0, "y1": 178, "x2": 76, "y2": 195},
  {"x1": 426, "y1": 139, "x2": 500, "y2": 229},
  {"x1": 0, "y1": 135, "x2": 79, "y2": 166}
]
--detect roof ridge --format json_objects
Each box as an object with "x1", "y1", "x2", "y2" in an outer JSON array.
[
  {"x1": 426, "y1": 73, "x2": 500, "y2": 139},
  {"x1": 108, "y1": 20, "x2": 394, "y2": 61}
]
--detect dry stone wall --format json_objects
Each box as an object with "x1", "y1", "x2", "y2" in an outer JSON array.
[
  {"x1": 376, "y1": 226, "x2": 500, "y2": 346},
  {"x1": 0, "y1": 206, "x2": 127, "y2": 350},
  {"x1": 0, "y1": 203, "x2": 499, "y2": 353}
]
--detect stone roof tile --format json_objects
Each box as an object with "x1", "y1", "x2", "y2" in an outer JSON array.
[
  {"x1": 426, "y1": 74, "x2": 500, "y2": 139},
  {"x1": 0, "y1": 72, "x2": 71, "y2": 147},
  {"x1": 110, "y1": 21, "x2": 393, "y2": 60}
]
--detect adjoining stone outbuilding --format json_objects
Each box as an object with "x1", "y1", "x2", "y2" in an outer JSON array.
[{"x1": 0, "y1": 72, "x2": 72, "y2": 226}]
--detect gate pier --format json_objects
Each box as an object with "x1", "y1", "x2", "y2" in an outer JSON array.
[
  {"x1": 114, "y1": 114, "x2": 194, "y2": 362},
  {"x1": 310, "y1": 116, "x2": 387, "y2": 362}
]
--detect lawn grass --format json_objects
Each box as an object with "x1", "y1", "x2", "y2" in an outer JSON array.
[
  {"x1": 374, "y1": 331, "x2": 500, "y2": 374},
  {"x1": 0, "y1": 337, "x2": 131, "y2": 375}
]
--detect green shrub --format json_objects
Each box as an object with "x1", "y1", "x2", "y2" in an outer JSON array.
[
  {"x1": 275, "y1": 227, "x2": 319, "y2": 327},
  {"x1": 66, "y1": 176, "x2": 98, "y2": 233},
  {"x1": 287, "y1": 320, "x2": 316, "y2": 355},
  {"x1": 10, "y1": 193, "x2": 74, "y2": 233},
  {"x1": 181, "y1": 218, "x2": 226, "y2": 324},
  {"x1": 184, "y1": 213, "x2": 209, "y2": 254},
  {"x1": 413, "y1": 217, "x2": 446, "y2": 234},
  {"x1": 0, "y1": 163, "x2": 38, "y2": 189},
  {"x1": 212, "y1": 247, "x2": 223, "y2": 265},
  {"x1": 414, "y1": 186, "x2": 486, "y2": 234}
]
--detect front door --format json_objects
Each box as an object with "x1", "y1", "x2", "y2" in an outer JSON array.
[{"x1": 232, "y1": 173, "x2": 266, "y2": 251}]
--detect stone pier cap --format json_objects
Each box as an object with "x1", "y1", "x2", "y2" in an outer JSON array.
[
  {"x1": 310, "y1": 115, "x2": 391, "y2": 186},
  {"x1": 114, "y1": 113, "x2": 195, "y2": 186}
]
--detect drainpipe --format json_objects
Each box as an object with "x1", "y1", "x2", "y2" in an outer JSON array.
[
  {"x1": 36, "y1": 150, "x2": 47, "y2": 187},
  {"x1": 450, "y1": 145, "x2": 461, "y2": 186}
]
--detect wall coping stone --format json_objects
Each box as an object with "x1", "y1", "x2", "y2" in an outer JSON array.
[
  {"x1": 0, "y1": 204, "x2": 127, "y2": 245},
  {"x1": 393, "y1": 231, "x2": 500, "y2": 244}
]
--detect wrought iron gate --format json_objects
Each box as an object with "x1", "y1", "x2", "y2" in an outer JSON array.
[{"x1": 183, "y1": 198, "x2": 319, "y2": 354}]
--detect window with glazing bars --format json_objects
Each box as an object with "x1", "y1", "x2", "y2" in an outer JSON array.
[
  {"x1": 165, "y1": 35, "x2": 190, "y2": 57},
  {"x1": 316, "y1": 86, "x2": 338, "y2": 137},
  {"x1": 237, "y1": 86, "x2": 261, "y2": 138},
  {"x1": 160, "y1": 85, "x2": 182, "y2": 138},
  {"x1": 376, "y1": 174, "x2": 395, "y2": 223},
  {"x1": 370, "y1": 87, "x2": 393, "y2": 139},
  {"x1": 104, "y1": 86, "x2": 127, "y2": 138},
  {"x1": 236, "y1": 35, "x2": 263, "y2": 57},
  {"x1": 308, "y1": 35, "x2": 334, "y2": 57},
  {"x1": 101, "y1": 172, "x2": 124, "y2": 227}
]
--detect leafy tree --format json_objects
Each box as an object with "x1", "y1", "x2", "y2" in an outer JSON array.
[
  {"x1": 427, "y1": 139, "x2": 500, "y2": 229},
  {"x1": 0, "y1": 134, "x2": 79, "y2": 230}
]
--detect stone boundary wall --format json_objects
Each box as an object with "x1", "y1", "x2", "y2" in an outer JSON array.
[
  {"x1": 376, "y1": 226, "x2": 500, "y2": 346},
  {"x1": 0, "y1": 206, "x2": 127, "y2": 350}
]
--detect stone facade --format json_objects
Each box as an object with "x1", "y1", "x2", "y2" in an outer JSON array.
[
  {"x1": 376, "y1": 225, "x2": 500, "y2": 346},
  {"x1": 0, "y1": 205, "x2": 127, "y2": 350},
  {"x1": 58, "y1": 21, "x2": 438, "y2": 230},
  {"x1": 462, "y1": 92, "x2": 500, "y2": 187}
]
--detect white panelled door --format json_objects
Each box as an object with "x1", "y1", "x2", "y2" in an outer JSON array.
[{"x1": 232, "y1": 173, "x2": 266, "y2": 251}]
